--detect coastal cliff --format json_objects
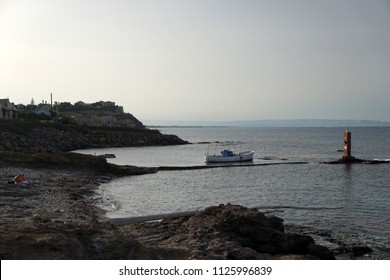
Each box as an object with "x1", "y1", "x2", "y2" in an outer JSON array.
[{"x1": 0, "y1": 120, "x2": 188, "y2": 153}]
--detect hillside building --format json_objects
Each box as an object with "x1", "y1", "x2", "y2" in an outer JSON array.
[{"x1": 0, "y1": 99, "x2": 17, "y2": 119}]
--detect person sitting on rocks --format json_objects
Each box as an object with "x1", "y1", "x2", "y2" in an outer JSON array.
[{"x1": 14, "y1": 173, "x2": 28, "y2": 185}]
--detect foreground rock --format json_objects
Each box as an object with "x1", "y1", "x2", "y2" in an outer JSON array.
[{"x1": 119, "y1": 204, "x2": 335, "y2": 260}]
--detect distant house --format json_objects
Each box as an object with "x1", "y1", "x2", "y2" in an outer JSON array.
[
  {"x1": 0, "y1": 98, "x2": 17, "y2": 119},
  {"x1": 96, "y1": 101, "x2": 115, "y2": 107}
]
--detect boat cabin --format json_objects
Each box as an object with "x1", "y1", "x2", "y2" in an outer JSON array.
[{"x1": 221, "y1": 150, "x2": 234, "y2": 157}]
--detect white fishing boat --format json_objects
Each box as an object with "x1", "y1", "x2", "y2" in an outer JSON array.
[{"x1": 205, "y1": 144, "x2": 255, "y2": 163}]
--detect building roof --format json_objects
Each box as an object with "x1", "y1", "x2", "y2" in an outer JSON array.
[{"x1": 0, "y1": 99, "x2": 17, "y2": 111}]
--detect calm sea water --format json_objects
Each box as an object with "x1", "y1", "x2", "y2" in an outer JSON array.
[{"x1": 75, "y1": 127, "x2": 390, "y2": 259}]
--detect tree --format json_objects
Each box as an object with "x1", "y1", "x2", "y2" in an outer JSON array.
[{"x1": 30, "y1": 98, "x2": 35, "y2": 105}]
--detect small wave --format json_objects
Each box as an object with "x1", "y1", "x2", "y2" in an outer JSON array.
[{"x1": 373, "y1": 158, "x2": 390, "y2": 162}]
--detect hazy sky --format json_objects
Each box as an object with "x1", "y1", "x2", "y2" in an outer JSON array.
[{"x1": 1, "y1": 0, "x2": 390, "y2": 122}]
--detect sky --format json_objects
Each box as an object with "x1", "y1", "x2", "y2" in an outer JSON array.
[{"x1": 1, "y1": 0, "x2": 390, "y2": 123}]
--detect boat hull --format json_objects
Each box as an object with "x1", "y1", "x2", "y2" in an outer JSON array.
[{"x1": 205, "y1": 150, "x2": 255, "y2": 163}]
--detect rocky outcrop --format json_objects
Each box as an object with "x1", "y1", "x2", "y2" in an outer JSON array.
[
  {"x1": 324, "y1": 157, "x2": 390, "y2": 164},
  {"x1": 0, "y1": 151, "x2": 157, "y2": 175},
  {"x1": 120, "y1": 204, "x2": 336, "y2": 260},
  {"x1": 0, "y1": 122, "x2": 188, "y2": 153}
]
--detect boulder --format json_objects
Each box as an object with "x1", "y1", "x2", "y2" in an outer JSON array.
[{"x1": 120, "y1": 204, "x2": 336, "y2": 260}]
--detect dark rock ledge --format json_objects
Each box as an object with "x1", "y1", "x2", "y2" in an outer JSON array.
[
  {"x1": 0, "y1": 151, "x2": 157, "y2": 175},
  {"x1": 324, "y1": 155, "x2": 390, "y2": 165},
  {"x1": 0, "y1": 122, "x2": 189, "y2": 153}
]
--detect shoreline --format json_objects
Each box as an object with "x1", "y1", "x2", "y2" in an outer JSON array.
[
  {"x1": 0, "y1": 151, "x2": 375, "y2": 260},
  {"x1": 0, "y1": 152, "x2": 159, "y2": 259}
]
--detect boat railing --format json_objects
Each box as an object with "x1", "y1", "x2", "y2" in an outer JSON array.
[{"x1": 206, "y1": 142, "x2": 253, "y2": 156}]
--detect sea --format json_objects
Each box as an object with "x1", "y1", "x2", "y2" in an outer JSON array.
[{"x1": 75, "y1": 126, "x2": 390, "y2": 259}]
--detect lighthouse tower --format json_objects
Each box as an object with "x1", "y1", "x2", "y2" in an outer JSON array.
[
  {"x1": 343, "y1": 128, "x2": 351, "y2": 158},
  {"x1": 342, "y1": 128, "x2": 356, "y2": 161}
]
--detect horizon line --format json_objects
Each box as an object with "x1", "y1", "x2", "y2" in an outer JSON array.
[{"x1": 143, "y1": 118, "x2": 390, "y2": 128}]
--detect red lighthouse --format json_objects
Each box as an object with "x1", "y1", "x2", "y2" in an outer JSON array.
[
  {"x1": 341, "y1": 128, "x2": 357, "y2": 162},
  {"x1": 343, "y1": 128, "x2": 352, "y2": 158}
]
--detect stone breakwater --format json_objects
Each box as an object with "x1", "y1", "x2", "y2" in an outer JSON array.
[{"x1": 0, "y1": 123, "x2": 188, "y2": 153}]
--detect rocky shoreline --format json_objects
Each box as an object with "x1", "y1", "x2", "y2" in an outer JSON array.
[
  {"x1": 0, "y1": 121, "x2": 188, "y2": 153},
  {"x1": 0, "y1": 152, "x2": 372, "y2": 260},
  {"x1": 0, "y1": 152, "x2": 159, "y2": 259}
]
